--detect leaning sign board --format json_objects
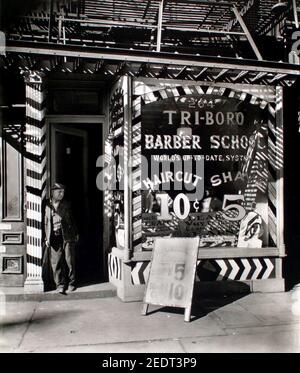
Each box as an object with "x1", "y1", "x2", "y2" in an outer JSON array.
[{"x1": 142, "y1": 237, "x2": 199, "y2": 322}]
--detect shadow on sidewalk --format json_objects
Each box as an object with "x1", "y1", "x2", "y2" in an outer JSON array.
[
  {"x1": 0, "y1": 309, "x2": 82, "y2": 328},
  {"x1": 145, "y1": 282, "x2": 250, "y2": 322}
]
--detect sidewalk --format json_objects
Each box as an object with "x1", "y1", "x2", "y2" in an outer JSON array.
[{"x1": 1, "y1": 287, "x2": 300, "y2": 353}]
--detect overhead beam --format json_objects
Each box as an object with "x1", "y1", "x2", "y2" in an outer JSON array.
[
  {"x1": 61, "y1": 17, "x2": 157, "y2": 28},
  {"x1": 213, "y1": 68, "x2": 229, "y2": 81},
  {"x1": 232, "y1": 5, "x2": 263, "y2": 61},
  {"x1": 143, "y1": 0, "x2": 152, "y2": 19},
  {"x1": 231, "y1": 70, "x2": 249, "y2": 82},
  {"x1": 292, "y1": 0, "x2": 299, "y2": 29},
  {"x1": 164, "y1": 26, "x2": 244, "y2": 35},
  {"x1": 5, "y1": 41, "x2": 300, "y2": 76},
  {"x1": 48, "y1": 0, "x2": 54, "y2": 43},
  {"x1": 198, "y1": 4, "x2": 215, "y2": 28},
  {"x1": 166, "y1": 0, "x2": 232, "y2": 6},
  {"x1": 249, "y1": 72, "x2": 268, "y2": 83},
  {"x1": 226, "y1": 0, "x2": 254, "y2": 31},
  {"x1": 156, "y1": 0, "x2": 164, "y2": 52}
]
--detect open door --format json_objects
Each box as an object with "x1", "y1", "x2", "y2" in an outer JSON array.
[{"x1": 49, "y1": 122, "x2": 104, "y2": 286}]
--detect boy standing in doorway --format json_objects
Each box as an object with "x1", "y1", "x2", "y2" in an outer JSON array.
[{"x1": 44, "y1": 183, "x2": 79, "y2": 294}]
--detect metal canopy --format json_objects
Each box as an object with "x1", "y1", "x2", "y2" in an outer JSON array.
[
  {"x1": 1, "y1": 0, "x2": 300, "y2": 85},
  {"x1": 3, "y1": 41, "x2": 300, "y2": 86},
  {"x1": 2, "y1": 0, "x2": 299, "y2": 58}
]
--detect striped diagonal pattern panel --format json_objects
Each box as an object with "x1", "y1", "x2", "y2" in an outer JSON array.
[
  {"x1": 268, "y1": 103, "x2": 284, "y2": 171},
  {"x1": 267, "y1": 101, "x2": 281, "y2": 247},
  {"x1": 242, "y1": 124, "x2": 269, "y2": 212},
  {"x1": 197, "y1": 258, "x2": 275, "y2": 281},
  {"x1": 25, "y1": 80, "x2": 47, "y2": 279},
  {"x1": 108, "y1": 253, "x2": 122, "y2": 281},
  {"x1": 130, "y1": 257, "x2": 275, "y2": 285},
  {"x1": 131, "y1": 261, "x2": 150, "y2": 285}
]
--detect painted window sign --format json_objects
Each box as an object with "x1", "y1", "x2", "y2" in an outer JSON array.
[{"x1": 141, "y1": 93, "x2": 269, "y2": 249}]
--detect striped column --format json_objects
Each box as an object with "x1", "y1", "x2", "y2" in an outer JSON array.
[
  {"x1": 275, "y1": 87, "x2": 285, "y2": 255},
  {"x1": 123, "y1": 76, "x2": 133, "y2": 261},
  {"x1": 132, "y1": 95, "x2": 142, "y2": 252},
  {"x1": 23, "y1": 71, "x2": 47, "y2": 293},
  {"x1": 267, "y1": 98, "x2": 283, "y2": 248},
  {"x1": 242, "y1": 125, "x2": 269, "y2": 212},
  {"x1": 103, "y1": 136, "x2": 114, "y2": 218}
]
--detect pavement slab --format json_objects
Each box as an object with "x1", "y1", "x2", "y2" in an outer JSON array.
[
  {"x1": 18, "y1": 298, "x2": 226, "y2": 350},
  {"x1": 225, "y1": 322, "x2": 300, "y2": 337},
  {"x1": 1, "y1": 292, "x2": 300, "y2": 353},
  {"x1": 18, "y1": 340, "x2": 185, "y2": 353},
  {"x1": 237, "y1": 302, "x2": 300, "y2": 325},
  {"x1": 0, "y1": 301, "x2": 38, "y2": 350},
  {"x1": 0, "y1": 283, "x2": 116, "y2": 302},
  {"x1": 211, "y1": 303, "x2": 263, "y2": 328},
  {"x1": 181, "y1": 329, "x2": 300, "y2": 353}
]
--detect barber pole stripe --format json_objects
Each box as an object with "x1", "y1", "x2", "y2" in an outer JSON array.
[
  {"x1": 26, "y1": 263, "x2": 43, "y2": 278},
  {"x1": 108, "y1": 253, "x2": 122, "y2": 281},
  {"x1": 110, "y1": 88, "x2": 124, "y2": 139},
  {"x1": 132, "y1": 95, "x2": 143, "y2": 252},
  {"x1": 25, "y1": 78, "x2": 47, "y2": 280},
  {"x1": 104, "y1": 137, "x2": 114, "y2": 218},
  {"x1": 268, "y1": 180, "x2": 277, "y2": 207},
  {"x1": 171, "y1": 87, "x2": 180, "y2": 97},
  {"x1": 242, "y1": 121, "x2": 269, "y2": 211},
  {"x1": 268, "y1": 207, "x2": 277, "y2": 245},
  {"x1": 26, "y1": 156, "x2": 46, "y2": 172},
  {"x1": 268, "y1": 102, "x2": 284, "y2": 169},
  {"x1": 183, "y1": 86, "x2": 193, "y2": 95},
  {"x1": 267, "y1": 101, "x2": 280, "y2": 246},
  {"x1": 195, "y1": 85, "x2": 205, "y2": 95},
  {"x1": 26, "y1": 106, "x2": 47, "y2": 122},
  {"x1": 159, "y1": 90, "x2": 168, "y2": 99}
]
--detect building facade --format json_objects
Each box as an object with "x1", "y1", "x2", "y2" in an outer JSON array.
[{"x1": 0, "y1": 0, "x2": 300, "y2": 300}]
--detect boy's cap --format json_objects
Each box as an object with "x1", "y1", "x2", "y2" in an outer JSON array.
[{"x1": 51, "y1": 183, "x2": 65, "y2": 190}]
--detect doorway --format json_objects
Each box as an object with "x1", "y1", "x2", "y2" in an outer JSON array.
[{"x1": 48, "y1": 120, "x2": 105, "y2": 287}]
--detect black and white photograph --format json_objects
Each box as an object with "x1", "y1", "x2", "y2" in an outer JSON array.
[{"x1": 0, "y1": 0, "x2": 300, "y2": 361}]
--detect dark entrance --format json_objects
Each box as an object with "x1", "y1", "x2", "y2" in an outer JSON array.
[{"x1": 49, "y1": 122, "x2": 104, "y2": 286}]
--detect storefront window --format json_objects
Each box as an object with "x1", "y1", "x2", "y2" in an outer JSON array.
[{"x1": 138, "y1": 84, "x2": 273, "y2": 251}]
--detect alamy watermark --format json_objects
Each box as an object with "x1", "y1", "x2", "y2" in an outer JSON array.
[{"x1": 96, "y1": 154, "x2": 205, "y2": 202}]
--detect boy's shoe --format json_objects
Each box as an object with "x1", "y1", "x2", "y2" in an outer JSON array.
[
  {"x1": 68, "y1": 284, "x2": 76, "y2": 292},
  {"x1": 56, "y1": 286, "x2": 65, "y2": 294}
]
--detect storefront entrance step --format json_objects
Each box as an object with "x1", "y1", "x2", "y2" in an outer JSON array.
[{"x1": 0, "y1": 283, "x2": 117, "y2": 302}]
